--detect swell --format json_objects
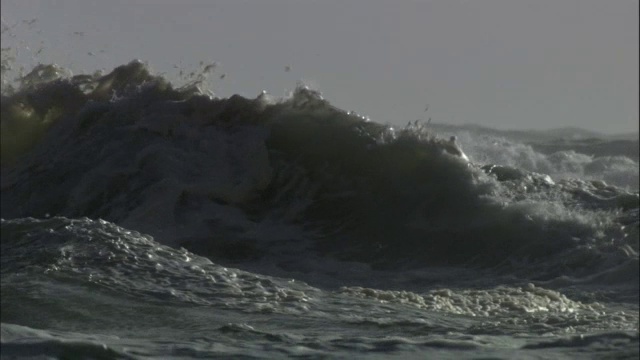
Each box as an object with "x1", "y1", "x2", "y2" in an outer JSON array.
[{"x1": 1, "y1": 61, "x2": 637, "y2": 280}]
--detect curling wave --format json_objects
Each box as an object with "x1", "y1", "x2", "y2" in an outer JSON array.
[{"x1": 1, "y1": 61, "x2": 638, "y2": 282}]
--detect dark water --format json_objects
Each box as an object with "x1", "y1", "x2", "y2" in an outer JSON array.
[{"x1": 1, "y1": 61, "x2": 638, "y2": 359}]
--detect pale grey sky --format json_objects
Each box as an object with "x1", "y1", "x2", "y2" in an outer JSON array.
[{"x1": 2, "y1": 0, "x2": 638, "y2": 134}]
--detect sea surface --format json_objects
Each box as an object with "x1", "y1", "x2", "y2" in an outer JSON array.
[{"x1": 1, "y1": 61, "x2": 638, "y2": 359}]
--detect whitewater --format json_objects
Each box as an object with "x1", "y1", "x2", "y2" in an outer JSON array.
[{"x1": 1, "y1": 60, "x2": 638, "y2": 359}]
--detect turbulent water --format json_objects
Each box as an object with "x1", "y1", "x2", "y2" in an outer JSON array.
[{"x1": 1, "y1": 61, "x2": 638, "y2": 359}]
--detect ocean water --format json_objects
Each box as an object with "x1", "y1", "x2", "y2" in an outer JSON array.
[{"x1": 1, "y1": 61, "x2": 638, "y2": 359}]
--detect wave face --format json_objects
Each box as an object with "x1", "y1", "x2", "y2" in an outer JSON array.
[{"x1": 1, "y1": 61, "x2": 638, "y2": 359}]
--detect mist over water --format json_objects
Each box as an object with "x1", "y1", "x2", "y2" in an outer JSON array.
[{"x1": 1, "y1": 19, "x2": 638, "y2": 359}]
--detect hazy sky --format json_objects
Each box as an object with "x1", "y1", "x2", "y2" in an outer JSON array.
[{"x1": 2, "y1": 0, "x2": 638, "y2": 134}]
